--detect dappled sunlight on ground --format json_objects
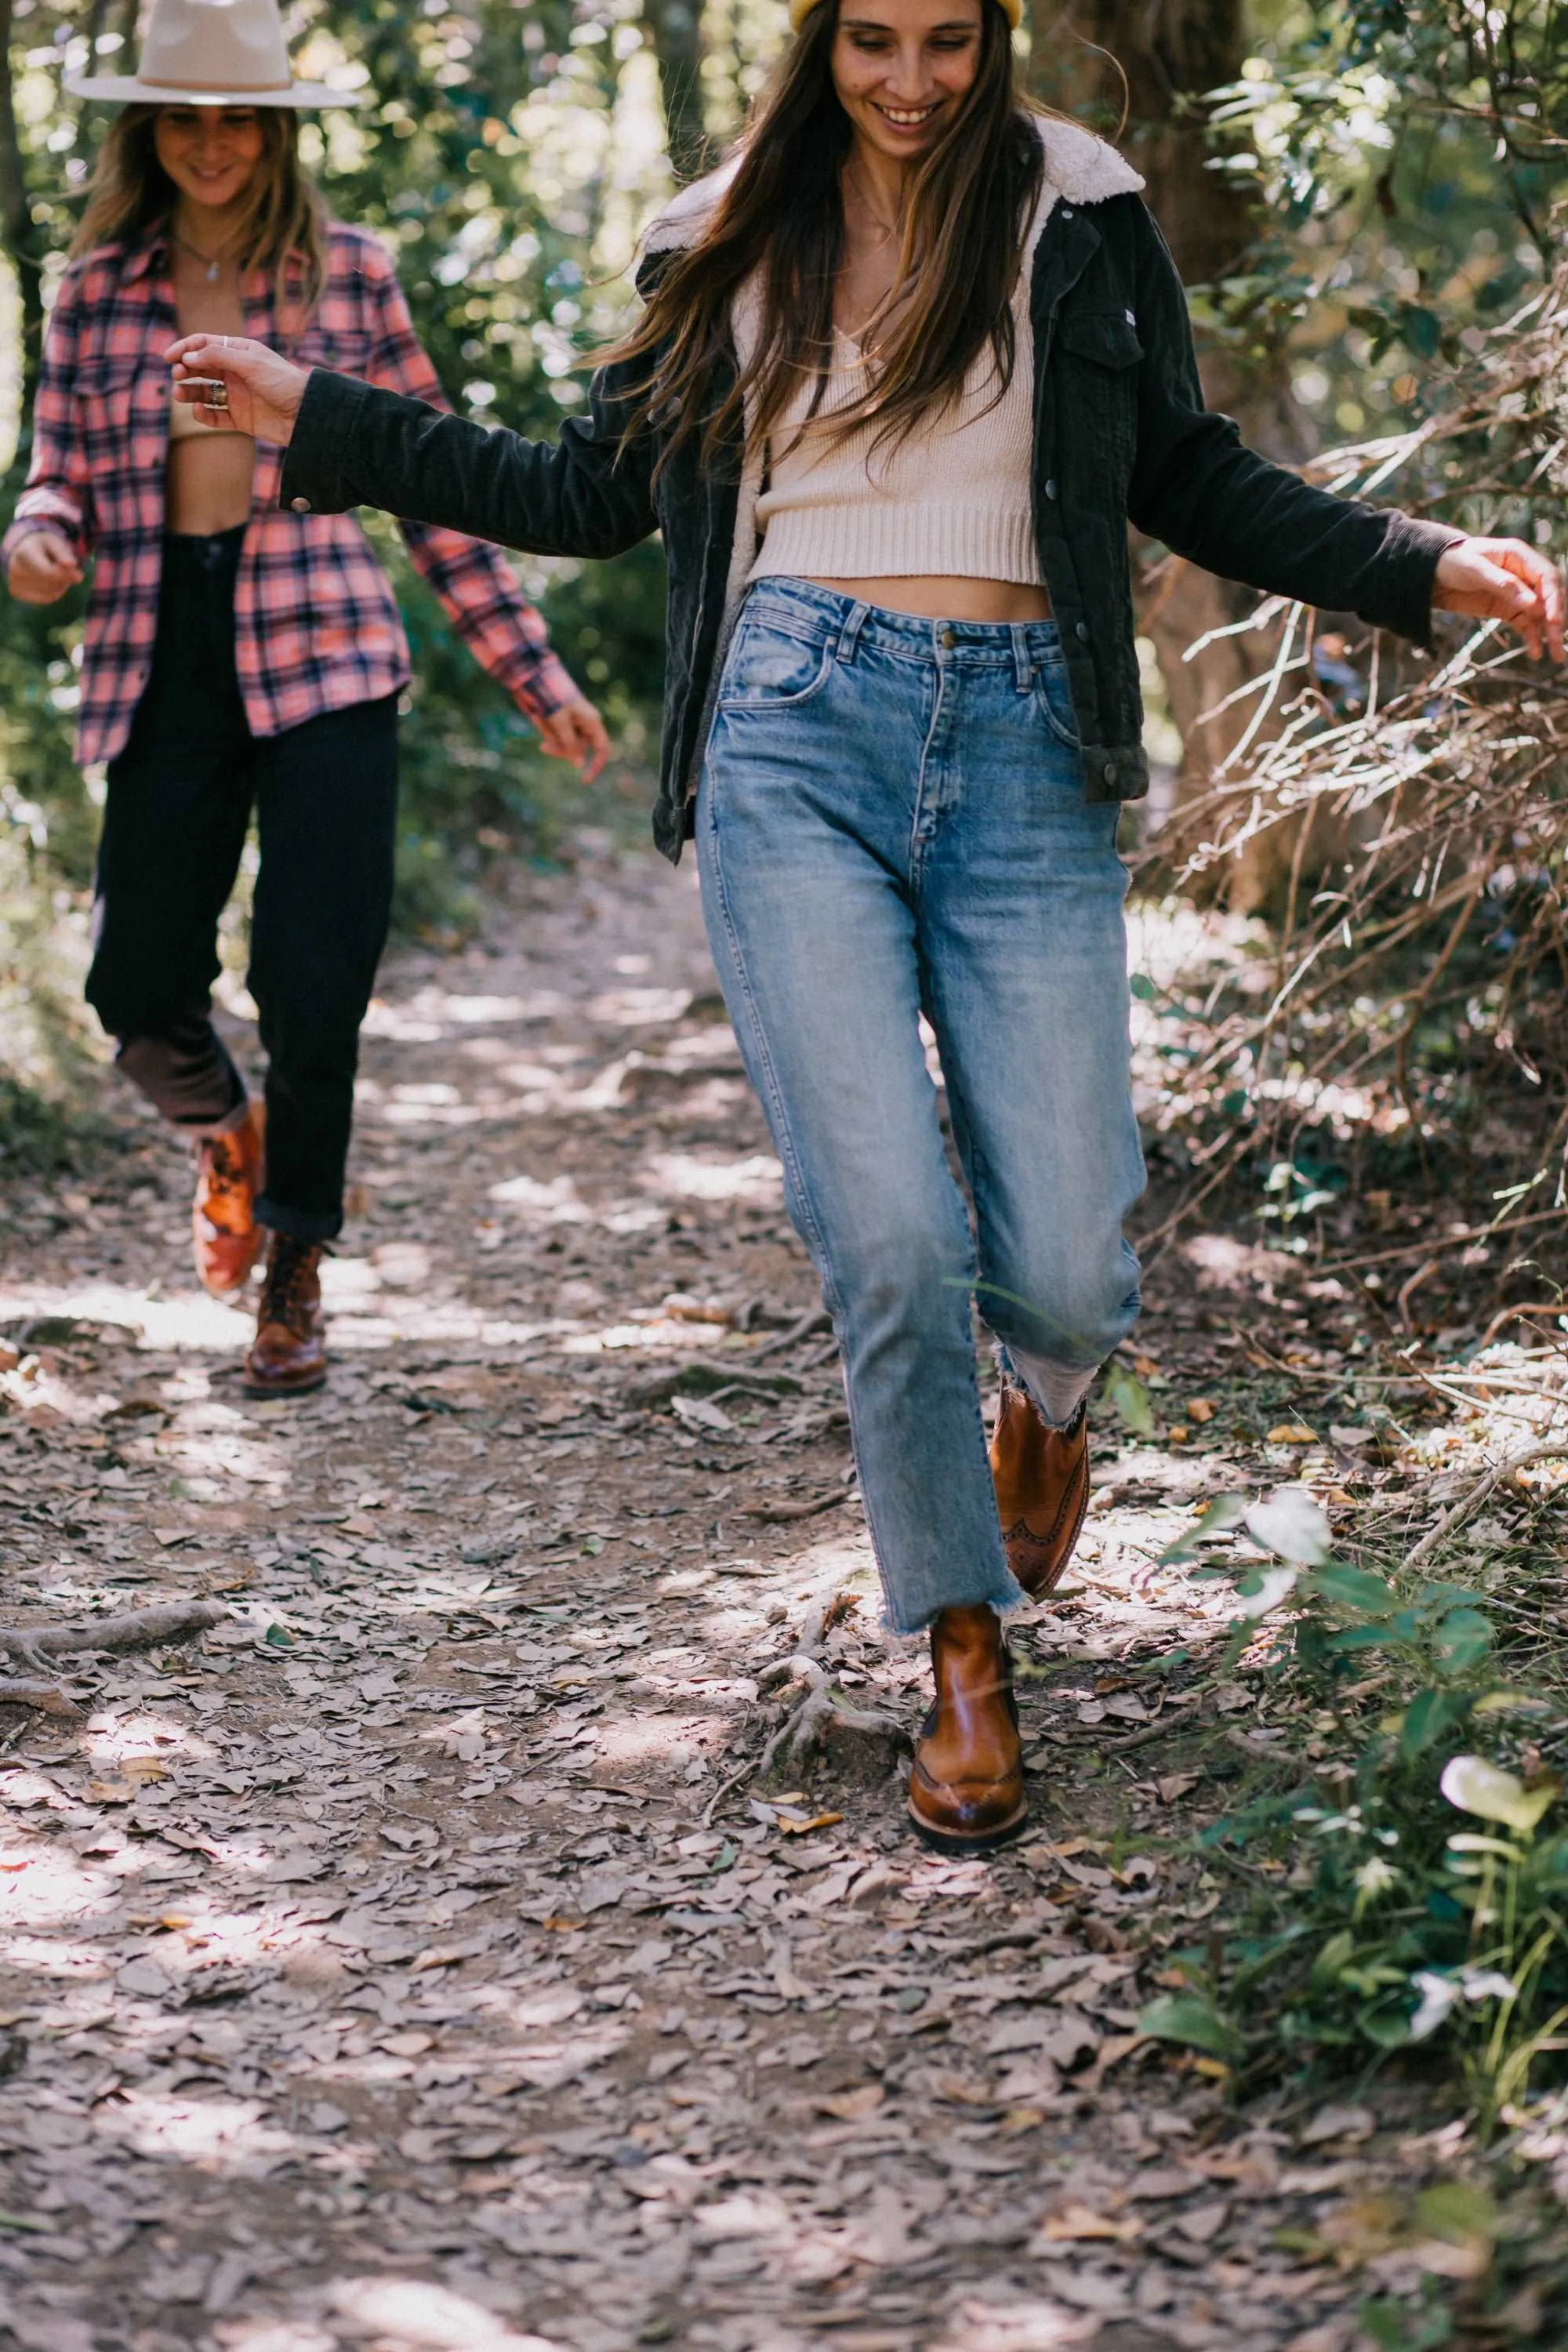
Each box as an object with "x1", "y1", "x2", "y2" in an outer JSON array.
[{"x1": 5, "y1": 845, "x2": 1517, "y2": 2349}]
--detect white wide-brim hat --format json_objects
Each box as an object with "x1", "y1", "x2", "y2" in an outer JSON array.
[{"x1": 66, "y1": 0, "x2": 362, "y2": 107}]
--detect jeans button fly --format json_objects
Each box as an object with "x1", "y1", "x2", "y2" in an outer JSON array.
[{"x1": 938, "y1": 626, "x2": 956, "y2": 650}]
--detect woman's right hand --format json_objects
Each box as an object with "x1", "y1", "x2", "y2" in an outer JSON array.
[
  {"x1": 7, "y1": 527, "x2": 83, "y2": 604},
  {"x1": 165, "y1": 334, "x2": 310, "y2": 446}
]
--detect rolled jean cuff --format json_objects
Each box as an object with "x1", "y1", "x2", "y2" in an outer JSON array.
[
  {"x1": 256, "y1": 1194, "x2": 341, "y2": 1245},
  {"x1": 115, "y1": 1024, "x2": 245, "y2": 1131},
  {"x1": 996, "y1": 1342, "x2": 1098, "y2": 1430}
]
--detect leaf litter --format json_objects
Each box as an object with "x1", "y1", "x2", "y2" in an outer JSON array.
[{"x1": 2, "y1": 839, "x2": 1566, "y2": 2349}]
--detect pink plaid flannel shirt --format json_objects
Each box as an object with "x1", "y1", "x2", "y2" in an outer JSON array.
[{"x1": 2, "y1": 218, "x2": 578, "y2": 768}]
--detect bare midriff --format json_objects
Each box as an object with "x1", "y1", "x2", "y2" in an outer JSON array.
[
  {"x1": 804, "y1": 575, "x2": 1053, "y2": 623},
  {"x1": 165, "y1": 246, "x2": 255, "y2": 536}
]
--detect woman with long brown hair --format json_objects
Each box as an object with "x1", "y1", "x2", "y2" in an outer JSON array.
[
  {"x1": 5, "y1": 0, "x2": 606, "y2": 1399},
  {"x1": 172, "y1": 0, "x2": 1561, "y2": 1844}
]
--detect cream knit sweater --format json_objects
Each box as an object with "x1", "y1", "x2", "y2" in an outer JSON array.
[{"x1": 749, "y1": 201, "x2": 1052, "y2": 588}]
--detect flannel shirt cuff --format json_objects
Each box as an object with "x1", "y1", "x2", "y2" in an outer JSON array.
[
  {"x1": 2, "y1": 497, "x2": 85, "y2": 568},
  {"x1": 512, "y1": 649, "x2": 578, "y2": 724}
]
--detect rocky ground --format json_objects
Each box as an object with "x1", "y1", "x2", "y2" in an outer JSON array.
[{"x1": 0, "y1": 837, "x2": 1530, "y2": 2352}]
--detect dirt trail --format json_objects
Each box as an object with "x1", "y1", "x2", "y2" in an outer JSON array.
[{"x1": 2, "y1": 840, "x2": 1381, "y2": 2352}]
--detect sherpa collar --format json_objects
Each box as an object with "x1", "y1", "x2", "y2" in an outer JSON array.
[{"x1": 639, "y1": 114, "x2": 1145, "y2": 258}]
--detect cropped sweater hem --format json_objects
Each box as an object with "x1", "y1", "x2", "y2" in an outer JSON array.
[{"x1": 749, "y1": 504, "x2": 1041, "y2": 588}]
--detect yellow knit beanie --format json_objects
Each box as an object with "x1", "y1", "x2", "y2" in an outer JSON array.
[{"x1": 789, "y1": 0, "x2": 1022, "y2": 28}]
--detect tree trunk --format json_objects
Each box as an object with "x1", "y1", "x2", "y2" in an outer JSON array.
[
  {"x1": 1028, "y1": 0, "x2": 1312, "y2": 909},
  {"x1": 0, "y1": 0, "x2": 45, "y2": 482},
  {"x1": 643, "y1": 0, "x2": 712, "y2": 187}
]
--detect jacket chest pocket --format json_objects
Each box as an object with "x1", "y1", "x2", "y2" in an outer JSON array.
[{"x1": 1054, "y1": 308, "x2": 1142, "y2": 466}]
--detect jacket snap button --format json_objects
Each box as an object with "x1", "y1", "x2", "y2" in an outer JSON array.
[
  {"x1": 1044, "y1": 477, "x2": 1058, "y2": 501},
  {"x1": 1102, "y1": 760, "x2": 1116, "y2": 784},
  {"x1": 1075, "y1": 619, "x2": 1090, "y2": 642},
  {"x1": 290, "y1": 495, "x2": 311, "y2": 514}
]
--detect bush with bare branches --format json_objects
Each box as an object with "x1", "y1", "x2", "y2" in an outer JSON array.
[{"x1": 1140, "y1": 267, "x2": 1568, "y2": 1260}]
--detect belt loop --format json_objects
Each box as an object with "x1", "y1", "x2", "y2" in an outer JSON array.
[
  {"x1": 1011, "y1": 623, "x2": 1033, "y2": 691},
  {"x1": 837, "y1": 600, "x2": 869, "y2": 666}
]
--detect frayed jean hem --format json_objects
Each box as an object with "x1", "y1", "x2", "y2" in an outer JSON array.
[
  {"x1": 880, "y1": 1566, "x2": 1029, "y2": 1640},
  {"x1": 994, "y1": 1341, "x2": 1100, "y2": 1431}
]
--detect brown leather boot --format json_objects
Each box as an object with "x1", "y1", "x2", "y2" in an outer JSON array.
[
  {"x1": 245, "y1": 1235, "x2": 327, "y2": 1399},
  {"x1": 192, "y1": 1101, "x2": 266, "y2": 1298},
  {"x1": 907, "y1": 1604, "x2": 1026, "y2": 1853},
  {"x1": 990, "y1": 1384, "x2": 1090, "y2": 1599}
]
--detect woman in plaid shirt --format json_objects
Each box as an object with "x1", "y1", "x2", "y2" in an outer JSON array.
[{"x1": 4, "y1": 0, "x2": 607, "y2": 1398}]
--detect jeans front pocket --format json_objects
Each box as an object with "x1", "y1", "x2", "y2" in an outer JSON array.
[
  {"x1": 1033, "y1": 658, "x2": 1082, "y2": 750},
  {"x1": 717, "y1": 611, "x2": 837, "y2": 712}
]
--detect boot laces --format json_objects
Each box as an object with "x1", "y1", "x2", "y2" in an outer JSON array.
[{"x1": 260, "y1": 1238, "x2": 319, "y2": 1333}]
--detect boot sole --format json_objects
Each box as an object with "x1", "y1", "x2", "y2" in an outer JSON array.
[
  {"x1": 196, "y1": 1235, "x2": 266, "y2": 1301},
  {"x1": 906, "y1": 1797, "x2": 1028, "y2": 1856},
  {"x1": 242, "y1": 1368, "x2": 328, "y2": 1399}
]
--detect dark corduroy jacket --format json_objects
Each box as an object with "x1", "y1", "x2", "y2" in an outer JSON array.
[{"x1": 278, "y1": 125, "x2": 1457, "y2": 863}]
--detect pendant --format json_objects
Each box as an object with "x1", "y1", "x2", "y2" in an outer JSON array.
[{"x1": 207, "y1": 262, "x2": 219, "y2": 284}]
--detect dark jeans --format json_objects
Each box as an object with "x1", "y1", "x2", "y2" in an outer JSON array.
[{"x1": 85, "y1": 527, "x2": 399, "y2": 1243}]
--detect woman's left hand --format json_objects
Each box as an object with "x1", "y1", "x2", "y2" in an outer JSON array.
[
  {"x1": 1433, "y1": 536, "x2": 1565, "y2": 662},
  {"x1": 535, "y1": 693, "x2": 611, "y2": 781}
]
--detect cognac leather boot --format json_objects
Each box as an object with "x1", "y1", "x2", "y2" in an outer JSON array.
[
  {"x1": 907, "y1": 1603, "x2": 1026, "y2": 1853},
  {"x1": 245, "y1": 1235, "x2": 328, "y2": 1399},
  {"x1": 989, "y1": 1384, "x2": 1090, "y2": 1599},
  {"x1": 191, "y1": 1101, "x2": 266, "y2": 1298}
]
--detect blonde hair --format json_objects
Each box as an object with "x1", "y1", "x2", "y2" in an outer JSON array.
[{"x1": 72, "y1": 103, "x2": 328, "y2": 326}]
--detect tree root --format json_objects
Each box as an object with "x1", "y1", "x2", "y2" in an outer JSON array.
[
  {"x1": 705, "y1": 1592, "x2": 910, "y2": 1820},
  {"x1": 1403, "y1": 1439, "x2": 1568, "y2": 1573},
  {"x1": 755, "y1": 1667, "x2": 910, "y2": 1781},
  {"x1": 0, "y1": 1600, "x2": 229, "y2": 1714},
  {"x1": 0, "y1": 1679, "x2": 84, "y2": 1719},
  {"x1": 740, "y1": 1483, "x2": 854, "y2": 1524}
]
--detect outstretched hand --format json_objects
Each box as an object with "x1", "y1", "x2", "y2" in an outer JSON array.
[
  {"x1": 165, "y1": 333, "x2": 310, "y2": 445},
  {"x1": 535, "y1": 695, "x2": 612, "y2": 781},
  {"x1": 1433, "y1": 536, "x2": 1565, "y2": 663}
]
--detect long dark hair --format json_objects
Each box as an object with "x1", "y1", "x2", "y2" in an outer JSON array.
[
  {"x1": 73, "y1": 104, "x2": 328, "y2": 321},
  {"x1": 612, "y1": 0, "x2": 1044, "y2": 474}
]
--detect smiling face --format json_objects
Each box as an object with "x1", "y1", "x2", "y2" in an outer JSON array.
[
  {"x1": 830, "y1": 0, "x2": 984, "y2": 169},
  {"x1": 154, "y1": 104, "x2": 265, "y2": 220}
]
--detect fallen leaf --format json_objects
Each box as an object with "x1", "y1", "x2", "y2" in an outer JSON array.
[
  {"x1": 812, "y1": 2084, "x2": 884, "y2": 2120},
  {"x1": 1155, "y1": 1773, "x2": 1200, "y2": 1804},
  {"x1": 1174, "y1": 2198, "x2": 1229, "y2": 2245},
  {"x1": 1299, "y1": 2103, "x2": 1374, "y2": 2148},
  {"x1": 1041, "y1": 2201, "x2": 1140, "y2": 2243}
]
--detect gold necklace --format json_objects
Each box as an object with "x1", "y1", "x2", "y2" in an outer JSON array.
[{"x1": 172, "y1": 227, "x2": 234, "y2": 285}]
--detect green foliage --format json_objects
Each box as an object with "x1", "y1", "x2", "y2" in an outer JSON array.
[
  {"x1": 1142, "y1": 1480, "x2": 1568, "y2": 2127},
  {"x1": 1102, "y1": 1359, "x2": 1156, "y2": 1438},
  {"x1": 1200, "y1": 1, "x2": 1568, "y2": 442}
]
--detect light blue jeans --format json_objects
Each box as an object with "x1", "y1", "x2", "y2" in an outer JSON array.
[{"x1": 697, "y1": 578, "x2": 1144, "y2": 1632}]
